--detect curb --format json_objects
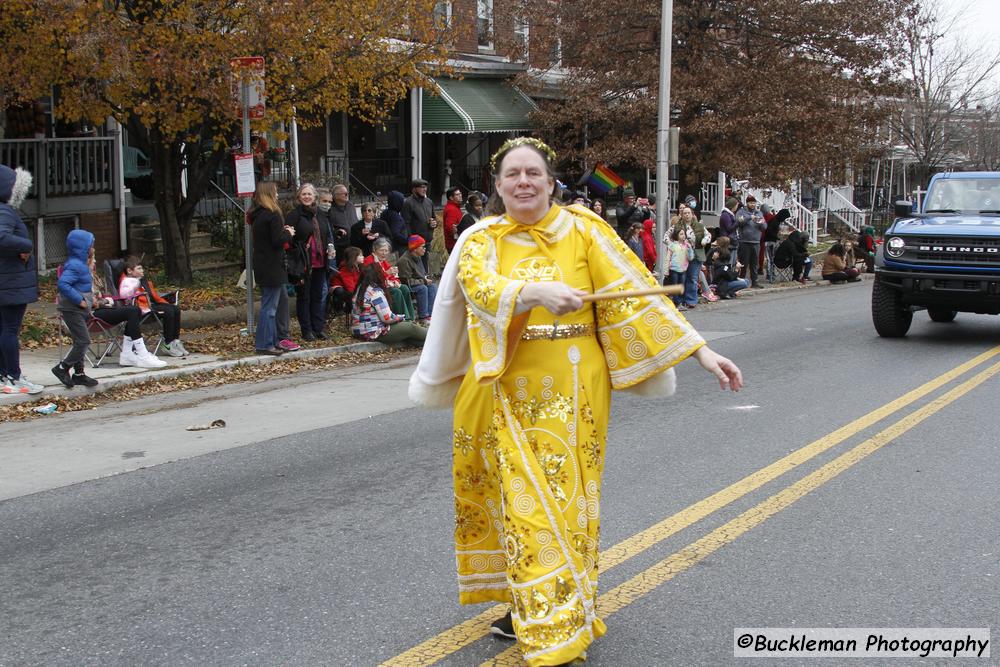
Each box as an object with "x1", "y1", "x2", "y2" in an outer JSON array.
[{"x1": 3, "y1": 340, "x2": 388, "y2": 407}]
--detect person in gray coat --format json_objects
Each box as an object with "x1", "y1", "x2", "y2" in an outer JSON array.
[
  {"x1": 736, "y1": 195, "x2": 766, "y2": 287},
  {"x1": 402, "y1": 178, "x2": 436, "y2": 269},
  {"x1": 0, "y1": 164, "x2": 43, "y2": 394}
]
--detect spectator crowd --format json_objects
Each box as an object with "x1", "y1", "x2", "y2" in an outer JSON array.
[{"x1": 0, "y1": 161, "x2": 872, "y2": 396}]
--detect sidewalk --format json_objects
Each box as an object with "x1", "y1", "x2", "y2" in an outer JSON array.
[{"x1": 7, "y1": 338, "x2": 387, "y2": 407}]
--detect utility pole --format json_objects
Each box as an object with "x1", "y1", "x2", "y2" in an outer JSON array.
[
  {"x1": 654, "y1": 0, "x2": 673, "y2": 283},
  {"x1": 241, "y1": 77, "x2": 254, "y2": 334}
]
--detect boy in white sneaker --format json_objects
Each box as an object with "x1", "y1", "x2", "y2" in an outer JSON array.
[
  {"x1": 118, "y1": 256, "x2": 188, "y2": 357},
  {"x1": 54, "y1": 230, "x2": 166, "y2": 382}
]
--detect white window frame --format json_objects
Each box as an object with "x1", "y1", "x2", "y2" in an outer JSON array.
[
  {"x1": 513, "y1": 17, "x2": 529, "y2": 58},
  {"x1": 477, "y1": 0, "x2": 494, "y2": 52},
  {"x1": 434, "y1": 1, "x2": 452, "y2": 29}
]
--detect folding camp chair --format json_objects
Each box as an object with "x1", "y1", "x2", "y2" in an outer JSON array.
[
  {"x1": 55, "y1": 265, "x2": 127, "y2": 368},
  {"x1": 104, "y1": 258, "x2": 169, "y2": 354}
]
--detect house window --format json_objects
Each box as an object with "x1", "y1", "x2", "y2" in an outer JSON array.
[
  {"x1": 434, "y1": 1, "x2": 452, "y2": 29},
  {"x1": 513, "y1": 18, "x2": 529, "y2": 58},
  {"x1": 376, "y1": 116, "x2": 400, "y2": 150},
  {"x1": 549, "y1": 35, "x2": 562, "y2": 67},
  {"x1": 477, "y1": 0, "x2": 493, "y2": 50},
  {"x1": 327, "y1": 112, "x2": 346, "y2": 153}
]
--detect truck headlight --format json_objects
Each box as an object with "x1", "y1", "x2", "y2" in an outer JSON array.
[{"x1": 886, "y1": 237, "x2": 906, "y2": 258}]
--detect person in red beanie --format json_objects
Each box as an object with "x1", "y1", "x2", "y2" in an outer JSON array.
[{"x1": 396, "y1": 235, "x2": 437, "y2": 324}]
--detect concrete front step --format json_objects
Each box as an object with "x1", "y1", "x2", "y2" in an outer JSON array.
[
  {"x1": 191, "y1": 260, "x2": 244, "y2": 277},
  {"x1": 190, "y1": 246, "x2": 236, "y2": 266}
]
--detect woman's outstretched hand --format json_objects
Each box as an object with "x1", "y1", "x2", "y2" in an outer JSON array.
[
  {"x1": 520, "y1": 282, "x2": 586, "y2": 316},
  {"x1": 693, "y1": 346, "x2": 743, "y2": 391}
]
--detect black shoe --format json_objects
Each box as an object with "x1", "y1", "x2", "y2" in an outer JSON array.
[
  {"x1": 314, "y1": 331, "x2": 327, "y2": 340},
  {"x1": 72, "y1": 373, "x2": 99, "y2": 387},
  {"x1": 751, "y1": 282, "x2": 763, "y2": 288},
  {"x1": 256, "y1": 347, "x2": 284, "y2": 356},
  {"x1": 302, "y1": 332, "x2": 317, "y2": 342},
  {"x1": 490, "y1": 612, "x2": 516, "y2": 640},
  {"x1": 51, "y1": 363, "x2": 73, "y2": 388}
]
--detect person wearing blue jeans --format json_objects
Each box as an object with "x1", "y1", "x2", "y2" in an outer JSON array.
[
  {"x1": 396, "y1": 235, "x2": 438, "y2": 324},
  {"x1": 249, "y1": 181, "x2": 293, "y2": 356},
  {"x1": 722, "y1": 277, "x2": 750, "y2": 298},
  {"x1": 255, "y1": 285, "x2": 282, "y2": 353},
  {"x1": 0, "y1": 164, "x2": 43, "y2": 395},
  {"x1": 674, "y1": 204, "x2": 710, "y2": 307}
]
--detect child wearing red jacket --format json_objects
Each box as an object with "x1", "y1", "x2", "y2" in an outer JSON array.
[
  {"x1": 640, "y1": 218, "x2": 657, "y2": 272},
  {"x1": 328, "y1": 246, "x2": 362, "y2": 316}
]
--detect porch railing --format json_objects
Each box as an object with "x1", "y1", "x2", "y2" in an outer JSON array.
[
  {"x1": 348, "y1": 157, "x2": 414, "y2": 198},
  {"x1": 822, "y1": 185, "x2": 866, "y2": 233},
  {"x1": 646, "y1": 178, "x2": 679, "y2": 212},
  {"x1": 788, "y1": 200, "x2": 819, "y2": 245},
  {"x1": 0, "y1": 137, "x2": 116, "y2": 201}
]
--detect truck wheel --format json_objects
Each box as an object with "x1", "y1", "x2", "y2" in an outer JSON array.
[
  {"x1": 872, "y1": 277, "x2": 912, "y2": 337},
  {"x1": 927, "y1": 308, "x2": 957, "y2": 323}
]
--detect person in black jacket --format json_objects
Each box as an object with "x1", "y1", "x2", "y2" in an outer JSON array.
[
  {"x1": 285, "y1": 183, "x2": 333, "y2": 341},
  {"x1": 251, "y1": 182, "x2": 293, "y2": 355},
  {"x1": 763, "y1": 208, "x2": 790, "y2": 282},
  {"x1": 707, "y1": 237, "x2": 749, "y2": 299},
  {"x1": 0, "y1": 164, "x2": 43, "y2": 394},
  {"x1": 773, "y1": 229, "x2": 813, "y2": 283},
  {"x1": 457, "y1": 193, "x2": 484, "y2": 237},
  {"x1": 614, "y1": 189, "x2": 650, "y2": 239},
  {"x1": 379, "y1": 190, "x2": 409, "y2": 256},
  {"x1": 324, "y1": 184, "x2": 355, "y2": 258},
  {"x1": 402, "y1": 179, "x2": 436, "y2": 269},
  {"x1": 352, "y1": 202, "x2": 392, "y2": 257}
]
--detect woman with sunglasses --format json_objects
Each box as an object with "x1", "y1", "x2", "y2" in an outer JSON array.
[{"x1": 349, "y1": 202, "x2": 391, "y2": 257}]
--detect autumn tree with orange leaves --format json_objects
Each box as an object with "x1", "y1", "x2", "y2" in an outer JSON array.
[
  {"x1": 0, "y1": 0, "x2": 450, "y2": 281},
  {"x1": 496, "y1": 0, "x2": 915, "y2": 187}
]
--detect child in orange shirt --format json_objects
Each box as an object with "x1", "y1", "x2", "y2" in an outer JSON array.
[{"x1": 118, "y1": 256, "x2": 188, "y2": 357}]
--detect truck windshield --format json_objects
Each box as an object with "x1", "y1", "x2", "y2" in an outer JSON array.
[{"x1": 924, "y1": 178, "x2": 1000, "y2": 214}]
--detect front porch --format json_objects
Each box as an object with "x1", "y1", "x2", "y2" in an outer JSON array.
[{"x1": 1, "y1": 136, "x2": 124, "y2": 271}]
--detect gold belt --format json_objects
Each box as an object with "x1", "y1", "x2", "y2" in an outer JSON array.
[{"x1": 521, "y1": 323, "x2": 595, "y2": 341}]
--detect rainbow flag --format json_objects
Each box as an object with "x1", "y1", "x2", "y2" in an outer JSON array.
[{"x1": 585, "y1": 163, "x2": 625, "y2": 194}]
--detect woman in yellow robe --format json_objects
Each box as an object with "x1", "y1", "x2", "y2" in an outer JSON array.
[{"x1": 409, "y1": 138, "x2": 742, "y2": 666}]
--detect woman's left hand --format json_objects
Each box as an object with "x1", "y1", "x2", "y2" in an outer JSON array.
[{"x1": 693, "y1": 346, "x2": 743, "y2": 391}]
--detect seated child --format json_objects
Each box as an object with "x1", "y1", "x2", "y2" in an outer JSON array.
[
  {"x1": 328, "y1": 246, "x2": 362, "y2": 317},
  {"x1": 117, "y1": 256, "x2": 188, "y2": 357},
  {"x1": 364, "y1": 238, "x2": 415, "y2": 321}
]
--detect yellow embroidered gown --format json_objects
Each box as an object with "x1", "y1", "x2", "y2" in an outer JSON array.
[{"x1": 452, "y1": 204, "x2": 704, "y2": 666}]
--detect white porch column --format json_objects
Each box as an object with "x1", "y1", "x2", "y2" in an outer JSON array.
[
  {"x1": 410, "y1": 87, "x2": 423, "y2": 180},
  {"x1": 112, "y1": 118, "x2": 127, "y2": 250}
]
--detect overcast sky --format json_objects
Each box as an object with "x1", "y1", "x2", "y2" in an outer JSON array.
[{"x1": 939, "y1": 0, "x2": 1000, "y2": 86}]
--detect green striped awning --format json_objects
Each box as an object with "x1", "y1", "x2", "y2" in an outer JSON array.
[{"x1": 423, "y1": 77, "x2": 537, "y2": 134}]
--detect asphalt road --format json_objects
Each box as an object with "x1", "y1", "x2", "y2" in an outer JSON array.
[{"x1": 2, "y1": 282, "x2": 998, "y2": 666}]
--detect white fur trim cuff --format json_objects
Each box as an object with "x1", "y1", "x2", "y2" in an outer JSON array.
[
  {"x1": 621, "y1": 367, "x2": 676, "y2": 398},
  {"x1": 408, "y1": 374, "x2": 463, "y2": 408},
  {"x1": 10, "y1": 168, "x2": 33, "y2": 210}
]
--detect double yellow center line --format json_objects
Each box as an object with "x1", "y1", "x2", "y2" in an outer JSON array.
[{"x1": 383, "y1": 344, "x2": 1000, "y2": 667}]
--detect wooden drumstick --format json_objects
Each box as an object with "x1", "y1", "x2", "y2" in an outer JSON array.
[{"x1": 580, "y1": 285, "x2": 684, "y2": 303}]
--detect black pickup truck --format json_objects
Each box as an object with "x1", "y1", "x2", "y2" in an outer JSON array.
[{"x1": 872, "y1": 171, "x2": 1000, "y2": 337}]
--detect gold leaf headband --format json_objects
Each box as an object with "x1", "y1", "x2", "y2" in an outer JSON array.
[{"x1": 489, "y1": 137, "x2": 557, "y2": 172}]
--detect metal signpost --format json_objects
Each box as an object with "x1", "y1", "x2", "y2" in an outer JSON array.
[
  {"x1": 231, "y1": 57, "x2": 265, "y2": 334},
  {"x1": 654, "y1": 0, "x2": 674, "y2": 284}
]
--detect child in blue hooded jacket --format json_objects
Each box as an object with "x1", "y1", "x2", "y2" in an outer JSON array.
[{"x1": 53, "y1": 230, "x2": 164, "y2": 387}]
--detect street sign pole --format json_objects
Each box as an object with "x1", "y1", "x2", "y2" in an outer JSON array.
[
  {"x1": 654, "y1": 0, "x2": 674, "y2": 284},
  {"x1": 242, "y1": 79, "x2": 255, "y2": 334}
]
